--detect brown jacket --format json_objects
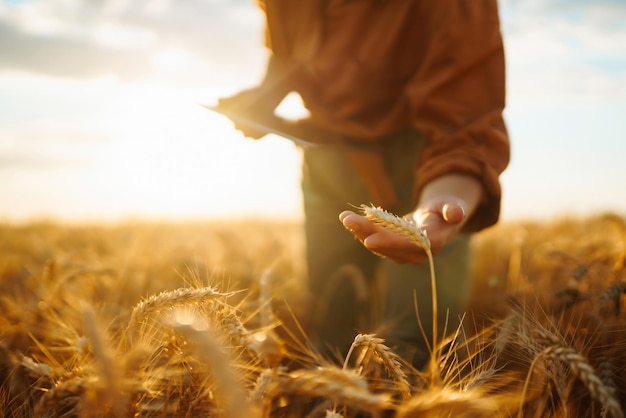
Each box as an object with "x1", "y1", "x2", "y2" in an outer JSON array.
[{"x1": 258, "y1": 0, "x2": 510, "y2": 232}]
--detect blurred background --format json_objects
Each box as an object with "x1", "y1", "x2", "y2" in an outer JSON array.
[{"x1": 0, "y1": 0, "x2": 625, "y2": 223}]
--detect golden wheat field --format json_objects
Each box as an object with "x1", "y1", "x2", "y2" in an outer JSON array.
[{"x1": 1, "y1": 212, "x2": 626, "y2": 417}]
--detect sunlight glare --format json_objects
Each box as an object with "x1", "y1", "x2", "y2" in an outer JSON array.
[
  {"x1": 87, "y1": 82, "x2": 304, "y2": 221},
  {"x1": 152, "y1": 48, "x2": 192, "y2": 72}
]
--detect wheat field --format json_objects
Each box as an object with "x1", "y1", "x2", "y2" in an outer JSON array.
[{"x1": 1, "y1": 213, "x2": 625, "y2": 417}]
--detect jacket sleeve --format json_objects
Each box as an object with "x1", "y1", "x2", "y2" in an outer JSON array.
[{"x1": 406, "y1": 0, "x2": 510, "y2": 232}]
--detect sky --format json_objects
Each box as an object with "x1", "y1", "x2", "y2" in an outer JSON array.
[{"x1": 0, "y1": 0, "x2": 625, "y2": 224}]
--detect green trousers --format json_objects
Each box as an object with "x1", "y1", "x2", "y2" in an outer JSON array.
[{"x1": 301, "y1": 129, "x2": 472, "y2": 369}]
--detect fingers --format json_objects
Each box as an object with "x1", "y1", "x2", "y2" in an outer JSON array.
[
  {"x1": 216, "y1": 94, "x2": 269, "y2": 139},
  {"x1": 338, "y1": 210, "x2": 353, "y2": 223},
  {"x1": 339, "y1": 211, "x2": 378, "y2": 239},
  {"x1": 442, "y1": 201, "x2": 466, "y2": 224},
  {"x1": 216, "y1": 88, "x2": 258, "y2": 112}
]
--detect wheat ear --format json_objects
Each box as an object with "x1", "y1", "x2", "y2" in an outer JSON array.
[
  {"x1": 360, "y1": 204, "x2": 430, "y2": 250},
  {"x1": 130, "y1": 286, "x2": 223, "y2": 324},
  {"x1": 360, "y1": 204, "x2": 438, "y2": 353},
  {"x1": 543, "y1": 345, "x2": 623, "y2": 418},
  {"x1": 123, "y1": 286, "x2": 224, "y2": 341},
  {"x1": 345, "y1": 333, "x2": 411, "y2": 400},
  {"x1": 395, "y1": 386, "x2": 511, "y2": 418},
  {"x1": 518, "y1": 343, "x2": 624, "y2": 418},
  {"x1": 268, "y1": 367, "x2": 393, "y2": 412},
  {"x1": 33, "y1": 376, "x2": 91, "y2": 417},
  {"x1": 172, "y1": 321, "x2": 254, "y2": 418}
]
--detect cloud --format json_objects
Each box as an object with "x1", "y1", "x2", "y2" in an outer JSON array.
[
  {"x1": 504, "y1": 0, "x2": 626, "y2": 20},
  {"x1": 0, "y1": 0, "x2": 267, "y2": 83},
  {"x1": 0, "y1": 22, "x2": 153, "y2": 79},
  {"x1": 500, "y1": 0, "x2": 626, "y2": 108},
  {"x1": 501, "y1": 0, "x2": 626, "y2": 57}
]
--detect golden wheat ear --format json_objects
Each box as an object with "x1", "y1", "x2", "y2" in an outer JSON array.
[
  {"x1": 359, "y1": 204, "x2": 430, "y2": 251},
  {"x1": 345, "y1": 333, "x2": 412, "y2": 400}
]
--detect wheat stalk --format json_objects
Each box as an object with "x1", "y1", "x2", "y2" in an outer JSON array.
[
  {"x1": 359, "y1": 204, "x2": 438, "y2": 356},
  {"x1": 81, "y1": 302, "x2": 126, "y2": 416},
  {"x1": 250, "y1": 267, "x2": 286, "y2": 369}
]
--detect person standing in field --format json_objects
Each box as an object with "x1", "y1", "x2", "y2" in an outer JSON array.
[{"x1": 216, "y1": 0, "x2": 510, "y2": 369}]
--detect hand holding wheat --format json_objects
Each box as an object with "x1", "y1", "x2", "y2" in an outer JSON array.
[{"x1": 339, "y1": 198, "x2": 467, "y2": 265}]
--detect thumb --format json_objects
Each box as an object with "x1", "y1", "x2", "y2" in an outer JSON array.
[{"x1": 442, "y1": 201, "x2": 466, "y2": 224}]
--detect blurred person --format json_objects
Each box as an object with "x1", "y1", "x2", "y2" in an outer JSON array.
[{"x1": 216, "y1": 0, "x2": 510, "y2": 369}]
